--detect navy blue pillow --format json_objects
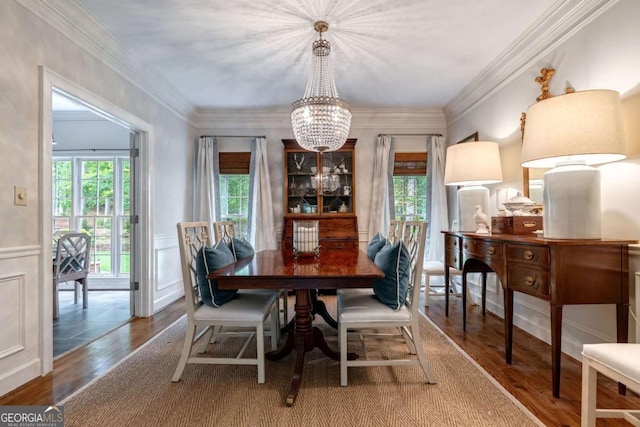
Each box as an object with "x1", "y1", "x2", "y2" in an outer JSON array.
[
  {"x1": 227, "y1": 237, "x2": 255, "y2": 261},
  {"x1": 367, "y1": 232, "x2": 387, "y2": 260},
  {"x1": 373, "y1": 241, "x2": 411, "y2": 310},
  {"x1": 195, "y1": 241, "x2": 237, "y2": 307}
]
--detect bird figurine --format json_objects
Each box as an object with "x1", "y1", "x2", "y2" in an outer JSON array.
[{"x1": 474, "y1": 205, "x2": 490, "y2": 234}]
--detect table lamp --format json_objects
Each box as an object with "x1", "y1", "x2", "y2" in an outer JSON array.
[
  {"x1": 445, "y1": 141, "x2": 503, "y2": 232},
  {"x1": 521, "y1": 90, "x2": 626, "y2": 239}
]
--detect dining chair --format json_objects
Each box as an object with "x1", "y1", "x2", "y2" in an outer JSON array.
[
  {"x1": 581, "y1": 343, "x2": 640, "y2": 426},
  {"x1": 212, "y1": 220, "x2": 288, "y2": 326},
  {"x1": 338, "y1": 220, "x2": 438, "y2": 386},
  {"x1": 387, "y1": 219, "x2": 404, "y2": 244},
  {"x1": 336, "y1": 220, "x2": 405, "y2": 303},
  {"x1": 53, "y1": 232, "x2": 91, "y2": 319},
  {"x1": 172, "y1": 222, "x2": 279, "y2": 384},
  {"x1": 423, "y1": 261, "x2": 464, "y2": 307}
]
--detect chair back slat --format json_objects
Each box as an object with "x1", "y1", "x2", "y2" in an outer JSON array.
[
  {"x1": 402, "y1": 221, "x2": 427, "y2": 312},
  {"x1": 388, "y1": 220, "x2": 404, "y2": 244},
  {"x1": 54, "y1": 232, "x2": 91, "y2": 280},
  {"x1": 213, "y1": 221, "x2": 236, "y2": 245},
  {"x1": 177, "y1": 222, "x2": 210, "y2": 315}
]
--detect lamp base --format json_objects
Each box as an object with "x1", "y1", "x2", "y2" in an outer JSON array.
[
  {"x1": 458, "y1": 185, "x2": 490, "y2": 233},
  {"x1": 543, "y1": 163, "x2": 601, "y2": 239}
]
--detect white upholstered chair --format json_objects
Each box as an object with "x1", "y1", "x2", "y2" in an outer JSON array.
[
  {"x1": 336, "y1": 220, "x2": 405, "y2": 302},
  {"x1": 53, "y1": 232, "x2": 91, "y2": 319},
  {"x1": 172, "y1": 222, "x2": 278, "y2": 384},
  {"x1": 338, "y1": 221, "x2": 438, "y2": 386},
  {"x1": 212, "y1": 221, "x2": 288, "y2": 325},
  {"x1": 423, "y1": 261, "x2": 464, "y2": 307},
  {"x1": 581, "y1": 343, "x2": 640, "y2": 426}
]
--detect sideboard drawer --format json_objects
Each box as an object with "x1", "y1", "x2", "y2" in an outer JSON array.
[
  {"x1": 463, "y1": 238, "x2": 504, "y2": 261},
  {"x1": 506, "y1": 244, "x2": 550, "y2": 266},
  {"x1": 445, "y1": 235, "x2": 462, "y2": 269},
  {"x1": 508, "y1": 265, "x2": 550, "y2": 299}
]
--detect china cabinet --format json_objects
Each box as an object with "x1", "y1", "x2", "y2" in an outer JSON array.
[
  {"x1": 282, "y1": 139, "x2": 356, "y2": 215},
  {"x1": 281, "y1": 139, "x2": 358, "y2": 252}
]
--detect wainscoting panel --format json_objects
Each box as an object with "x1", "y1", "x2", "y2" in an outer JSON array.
[
  {"x1": 153, "y1": 234, "x2": 183, "y2": 313},
  {"x1": 0, "y1": 246, "x2": 42, "y2": 396},
  {"x1": 0, "y1": 274, "x2": 25, "y2": 359}
]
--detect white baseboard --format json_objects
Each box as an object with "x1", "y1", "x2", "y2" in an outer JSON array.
[{"x1": 0, "y1": 358, "x2": 41, "y2": 397}]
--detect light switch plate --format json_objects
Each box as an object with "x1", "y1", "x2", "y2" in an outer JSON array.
[{"x1": 14, "y1": 186, "x2": 27, "y2": 206}]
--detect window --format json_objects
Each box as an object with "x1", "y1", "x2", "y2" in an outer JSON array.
[
  {"x1": 52, "y1": 156, "x2": 130, "y2": 276},
  {"x1": 219, "y1": 152, "x2": 251, "y2": 239},
  {"x1": 393, "y1": 153, "x2": 428, "y2": 221}
]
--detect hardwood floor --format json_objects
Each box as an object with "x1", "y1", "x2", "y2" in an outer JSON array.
[
  {"x1": 0, "y1": 299, "x2": 185, "y2": 406},
  {"x1": 425, "y1": 294, "x2": 640, "y2": 427},
  {"x1": 1, "y1": 294, "x2": 638, "y2": 426}
]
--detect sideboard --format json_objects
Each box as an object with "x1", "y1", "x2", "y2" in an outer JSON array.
[{"x1": 443, "y1": 231, "x2": 636, "y2": 397}]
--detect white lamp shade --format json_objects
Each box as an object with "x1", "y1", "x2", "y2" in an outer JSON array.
[
  {"x1": 521, "y1": 90, "x2": 626, "y2": 168},
  {"x1": 444, "y1": 141, "x2": 503, "y2": 186}
]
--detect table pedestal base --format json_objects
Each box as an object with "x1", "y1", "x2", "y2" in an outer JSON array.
[{"x1": 266, "y1": 289, "x2": 356, "y2": 406}]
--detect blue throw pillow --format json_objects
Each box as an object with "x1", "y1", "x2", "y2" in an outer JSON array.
[
  {"x1": 195, "y1": 241, "x2": 237, "y2": 307},
  {"x1": 373, "y1": 241, "x2": 411, "y2": 310},
  {"x1": 60, "y1": 257, "x2": 84, "y2": 274},
  {"x1": 227, "y1": 237, "x2": 255, "y2": 261},
  {"x1": 367, "y1": 232, "x2": 387, "y2": 260}
]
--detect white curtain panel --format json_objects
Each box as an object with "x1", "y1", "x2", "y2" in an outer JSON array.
[
  {"x1": 194, "y1": 136, "x2": 220, "y2": 228},
  {"x1": 248, "y1": 137, "x2": 277, "y2": 251},
  {"x1": 368, "y1": 135, "x2": 395, "y2": 240},
  {"x1": 427, "y1": 135, "x2": 448, "y2": 261}
]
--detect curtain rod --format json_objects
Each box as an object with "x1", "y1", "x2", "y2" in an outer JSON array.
[
  {"x1": 52, "y1": 148, "x2": 129, "y2": 152},
  {"x1": 378, "y1": 133, "x2": 443, "y2": 137},
  {"x1": 200, "y1": 135, "x2": 266, "y2": 139}
]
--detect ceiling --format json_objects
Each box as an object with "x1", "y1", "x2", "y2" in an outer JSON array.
[{"x1": 70, "y1": 0, "x2": 559, "y2": 111}]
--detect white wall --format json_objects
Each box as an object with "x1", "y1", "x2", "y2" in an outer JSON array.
[
  {"x1": 0, "y1": 0, "x2": 195, "y2": 395},
  {"x1": 197, "y1": 107, "x2": 446, "y2": 244},
  {"x1": 446, "y1": 0, "x2": 640, "y2": 360}
]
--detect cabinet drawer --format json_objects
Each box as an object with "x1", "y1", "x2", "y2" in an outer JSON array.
[
  {"x1": 463, "y1": 239, "x2": 503, "y2": 260},
  {"x1": 445, "y1": 235, "x2": 462, "y2": 269},
  {"x1": 321, "y1": 240, "x2": 357, "y2": 251},
  {"x1": 508, "y1": 265, "x2": 550, "y2": 299},
  {"x1": 506, "y1": 244, "x2": 549, "y2": 266},
  {"x1": 445, "y1": 250, "x2": 461, "y2": 270},
  {"x1": 445, "y1": 234, "x2": 460, "y2": 251}
]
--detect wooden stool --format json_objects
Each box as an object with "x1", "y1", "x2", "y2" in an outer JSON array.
[{"x1": 581, "y1": 343, "x2": 640, "y2": 427}]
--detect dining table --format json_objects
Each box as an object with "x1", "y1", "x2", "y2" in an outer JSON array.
[{"x1": 208, "y1": 248, "x2": 384, "y2": 406}]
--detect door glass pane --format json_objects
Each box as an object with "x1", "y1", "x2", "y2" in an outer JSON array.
[
  {"x1": 53, "y1": 160, "x2": 72, "y2": 217},
  {"x1": 119, "y1": 217, "x2": 130, "y2": 274},
  {"x1": 121, "y1": 160, "x2": 130, "y2": 216}
]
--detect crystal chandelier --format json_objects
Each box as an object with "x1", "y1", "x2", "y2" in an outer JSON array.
[{"x1": 291, "y1": 21, "x2": 351, "y2": 152}]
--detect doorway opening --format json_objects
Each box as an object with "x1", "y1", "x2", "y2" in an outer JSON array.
[
  {"x1": 41, "y1": 67, "x2": 153, "y2": 374},
  {"x1": 51, "y1": 91, "x2": 138, "y2": 357}
]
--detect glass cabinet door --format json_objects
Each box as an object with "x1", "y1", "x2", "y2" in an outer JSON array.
[
  {"x1": 286, "y1": 151, "x2": 319, "y2": 214},
  {"x1": 320, "y1": 151, "x2": 353, "y2": 214},
  {"x1": 283, "y1": 138, "x2": 356, "y2": 216}
]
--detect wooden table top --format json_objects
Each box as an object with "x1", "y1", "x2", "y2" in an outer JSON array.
[{"x1": 210, "y1": 249, "x2": 384, "y2": 290}]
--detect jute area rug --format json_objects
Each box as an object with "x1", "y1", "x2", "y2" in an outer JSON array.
[{"x1": 61, "y1": 297, "x2": 542, "y2": 427}]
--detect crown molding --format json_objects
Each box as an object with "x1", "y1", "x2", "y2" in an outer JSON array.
[
  {"x1": 193, "y1": 107, "x2": 445, "y2": 131},
  {"x1": 17, "y1": 0, "x2": 196, "y2": 125},
  {"x1": 443, "y1": 0, "x2": 620, "y2": 125}
]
